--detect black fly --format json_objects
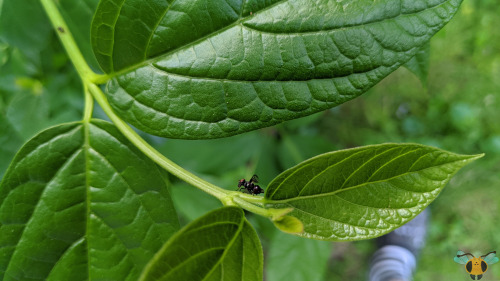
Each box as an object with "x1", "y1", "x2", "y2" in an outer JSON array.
[{"x1": 237, "y1": 174, "x2": 264, "y2": 195}]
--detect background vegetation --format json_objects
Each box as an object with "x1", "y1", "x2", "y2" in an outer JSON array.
[{"x1": 0, "y1": 0, "x2": 498, "y2": 280}]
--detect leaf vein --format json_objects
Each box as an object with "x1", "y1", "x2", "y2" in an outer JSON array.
[
  {"x1": 106, "y1": 0, "x2": 450, "y2": 78},
  {"x1": 241, "y1": 0, "x2": 448, "y2": 35},
  {"x1": 338, "y1": 146, "x2": 402, "y2": 189},
  {"x1": 268, "y1": 156, "x2": 463, "y2": 204},
  {"x1": 144, "y1": 0, "x2": 179, "y2": 59},
  {"x1": 4, "y1": 147, "x2": 83, "y2": 277},
  {"x1": 365, "y1": 147, "x2": 423, "y2": 182}
]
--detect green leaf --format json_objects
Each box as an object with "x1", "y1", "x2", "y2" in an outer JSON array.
[
  {"x1": 6, "y1": 90, "x2": 50, "y2": 139},
  {"x1": 170, "y1": 182, "x2": 221, "y2": 222},
  {"x1": 0, "y1": 0, "x2": 52, "y2": 71},
  {"x1": 0, "y1": 114, "x2": 23, "y2": 179},
  {"x1": 91, "y1": 0, "x2": 463, "y2": 139},
  {"x1": 139, "y1": 206, "x2": 263, "y2": 281},
  {"x1": 264, "y1": 143, "x2": 482, "y2": 241},
  {"x1": 0, "y1": 120, "x2": 179, "y2": 280},
  {"x1": 273, "y1": 216, "x2": 304, "y2": 234},
  {"x1": 266, "y1": 231, "x2": 331, "y2": 281},
  {"x1": 254, "y1": 136, "x2": 281, "y2": 185},
  {"x1": 157, "y1": 132, "x2": 262, "y2": 175},
  {"x1": 404, "y1": 42, "x2": 430, "y2": 86},
  {"x1": 278, "y1": 134, "x2": 336, "y2": 169}
]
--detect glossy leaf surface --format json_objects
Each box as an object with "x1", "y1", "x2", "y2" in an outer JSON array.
[
  {"x1": 264, "y1": 143, "x2": 482, "y2": 241},
  {"x1": 91, "y1": 0, "x2": 463, "y2": 139},
  {"x1": 139, "y1": 207, "x2": 263, "y2": 281},
  {"x1": 0, "y1": 121, "x2": 179, "y2": 280}
]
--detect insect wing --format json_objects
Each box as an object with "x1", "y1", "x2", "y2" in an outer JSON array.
[
  {"x1": 249, "y1": 174, "x2": 259, "y2": 184},
  {"x1": 454, "y1": 251, "x2": 471, "y2": 264},
  {"x1": 482, "y1": 252, "x2": 499, "y2": 265}
]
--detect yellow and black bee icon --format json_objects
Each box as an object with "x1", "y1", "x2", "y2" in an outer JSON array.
[{"x1": 454, "y1": 250, "x2": 499, "y2": 280}]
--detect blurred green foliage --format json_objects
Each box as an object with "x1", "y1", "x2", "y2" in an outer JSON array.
[
  {"x1": 0, "y1": 0, "x2": 498, "y2": 280},
  {"x1": 0, "y1": 32, "x2": 83, "y2": 178}
]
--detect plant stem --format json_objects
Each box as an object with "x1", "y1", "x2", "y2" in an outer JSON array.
[
  {"x1": 232, "y1": 196, "x2": 271, "y2": 217},
  {"x1": 83, "y1": 85, "x2": 93, "y2": 123},
  {"x1": 39, "y1": 0, "x2": 108, "y2": 84},
  {"x1": 236, "y1": 193, "x2": 265, "y2": 205},
  {"x1": 41, "y1": 0, "x2": 273, "y2": 211},
  {"x1": 88, "y1": 83, "x2": 231, "y2": 202}
]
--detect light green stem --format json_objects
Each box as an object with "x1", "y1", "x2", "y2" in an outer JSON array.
[
  {"x1": 88, "y1": 83, "x2": 231, "y2": 202},
  {"x1": 83, "y1": 85, "x2": 93, "y2": 123},
  {"x1": 232, "y1": 196, "x2": 271, "y2": 217},
  {"x1": 236, "y1": 192, "x2": 265, "y2": 205},
  {"x1": 39, "y1": 0, "x2": 108, "y2": 84}
]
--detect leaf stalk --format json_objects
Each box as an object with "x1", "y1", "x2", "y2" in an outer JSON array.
[
  {"x1": 88, "y1": 83, "x2": 232, "y2": 203},
  {"x1": 83, "y1": 85, "x2": 93, "y2": 123},
  {"x1": 41, "y1": 0, "x2": 273, "y2": 213},
  {"x1": 232, "y1": 196, "x2": 271, "y2": 217},
  {"x1": 39, "y1": 0, "x2": 108, "y2": 84}
]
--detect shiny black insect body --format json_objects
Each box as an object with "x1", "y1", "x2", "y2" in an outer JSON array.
[{"x1": 237, "y1": 174, "x2": 264, "y2": 195}]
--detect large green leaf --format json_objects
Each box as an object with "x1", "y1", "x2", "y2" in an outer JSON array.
[
  {"x1": 264, "y1": 143, "x2": 482, "y2": 241},
  {"x1": 91, "y1": 0, "x2": 463, "y2": 139},
  {"x1": 0, "y1": 120, "x2": 179, "y2": 280},
  {"x1": 139, "y1": 206, "x2": 263, "y2": 281}
]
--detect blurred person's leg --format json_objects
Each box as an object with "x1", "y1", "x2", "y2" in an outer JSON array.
[{"x1": 368, "y1": 209, "x2": 429, "y2": 281}]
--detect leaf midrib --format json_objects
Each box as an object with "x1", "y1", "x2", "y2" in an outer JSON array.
[
  {"x1": 160, "y1": 247, "x2": 226, "y2": 279},
  {"x1": 299, "y1": 147, "x2": 413, "y2": 197},
  {"x1": 148, "y1": 60, "x2": 387, "y2": 82},
  {"x1": 143, "y1": 0, "x2": 179, "y2": 60},
  {"x1": 200, "y1": 217, "x2": 245, "y2": 281},
  {"x1": 83, "y1": 122, "x2": 91, "y2": 281},
  {"x1": 265, "y1": 155, "x2": 468, "y2": 204},
  {"x1": 269, "y1": 147, "x2": 371, "y2": 199},
  {"x1": 268, "y1": 146, "x2": 357, "y2": 197},
  {"x1": 104, "y1": 0, "x2": 451, "y2": 81},
  {"x1": 143, "y1": 209, "x2": 246, "y2": 281}
]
